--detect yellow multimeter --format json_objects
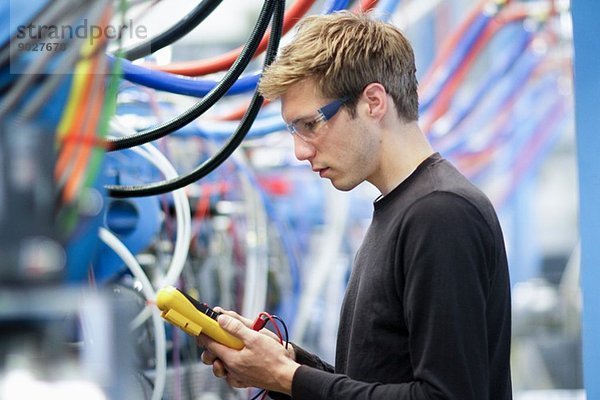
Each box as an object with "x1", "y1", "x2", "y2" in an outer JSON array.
[{"x1": 156, "y1": 286, "x2": 244, "y2": 350}]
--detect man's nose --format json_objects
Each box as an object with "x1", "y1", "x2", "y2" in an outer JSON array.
[{"x1": 293, "y1": 134, "x2": 316, "y2": 161}]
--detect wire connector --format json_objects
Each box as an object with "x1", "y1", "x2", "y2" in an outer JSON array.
[{"x1": 252, "y1": 314, "x2": 269, "y2": 331}]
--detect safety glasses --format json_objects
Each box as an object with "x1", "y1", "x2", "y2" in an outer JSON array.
[{"x1": 285, "y1": 96, "x2": 350, "y2": 141}]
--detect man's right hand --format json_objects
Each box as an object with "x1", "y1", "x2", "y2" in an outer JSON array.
[{"x1": 197, "y1": 307, "x2": 296, "y2": 379}]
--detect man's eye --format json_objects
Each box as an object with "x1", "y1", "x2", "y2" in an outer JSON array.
[{"x1": 300, "y1": 119, "x2": 319, "y2": 132}]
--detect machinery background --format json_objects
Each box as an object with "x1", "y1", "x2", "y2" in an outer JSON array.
[{"x1": 0, "y1": 0, "x2": 591, "y2": 399}]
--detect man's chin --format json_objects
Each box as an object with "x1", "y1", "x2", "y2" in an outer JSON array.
[{"x1": 330, "y1": 178, "x2": 360, "y2": 192}]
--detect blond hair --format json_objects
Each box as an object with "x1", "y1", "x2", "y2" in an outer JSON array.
[{"x1": 258, "y1": 11, "x2": 419, "y2": 121}]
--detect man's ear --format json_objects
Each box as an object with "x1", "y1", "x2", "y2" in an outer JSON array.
[{"x1": 362, "y1": 82, "x2": 388, "y2": 121}]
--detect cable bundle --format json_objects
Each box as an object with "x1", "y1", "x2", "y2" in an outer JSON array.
[
  {"x1": 417, "y1": 0, "x2": 572, "y2": 205},
  {"x1": 106, "y1": 0, "x2": 285, "y2": 198},
  {"x1": 0, "y1": 0, "x2": 120, "y2": 235}
]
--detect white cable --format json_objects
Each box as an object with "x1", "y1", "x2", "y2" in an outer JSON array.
[
  {"x1": 133, "y1": 143, "x2": 191, "y2": 288},
  {"x1": 109, "y1": 118, "x2": 192, "y2": 291},
  {"x1": 232, "y1": 150, "x2": 270, "y2": 319},
  {"x1": 98, "y1": 227, "x2": 166, "y2": 400}
]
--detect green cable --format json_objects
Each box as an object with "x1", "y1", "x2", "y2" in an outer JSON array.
[
  {"x1": 83, "y1": 0, "x2": 126, "y2": 191},
  {"x1": 82, "y1": 53, "x2": 122, "y2": 190}
]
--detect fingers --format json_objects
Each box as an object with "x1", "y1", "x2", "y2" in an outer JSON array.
[
  {"x1": 201, "y1": 353, "x2": 245, "y2": 387},
  {"x1": 196, "y1": 334, "x2": 208, "y2": 349},
  {"x1": 197, "y1": 331, "x2": 246, "y2": 385},
  {"x1": 212, "y1": 358, "x2": 228, "y2": 378},
  {"x1": 214, "y1": 307, "x2": 254, "y2": 328},
  {"x1": 199, "y1": 348, "x2": 227, "y2": 379},
  {"x1": 217, "y1": 314, "x2": 253, "y2": 341},
  {"x1": 287, "y1": 343, "x2": 297, "y2": 361},
  {"x1": 258, "y1": 326, "x2": 281, "y2": 342},
  {"x1": 200, "y1": 348, "x2": 217, "y2": 365},
  {"x1": 196, "y1": 331, "x2": 230, "y2": 351}
]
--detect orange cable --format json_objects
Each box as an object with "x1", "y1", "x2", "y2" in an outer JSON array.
[
  {"x1": 62, "y1": 58, "x2": 106, "y2": 203},
  {"x1": 54, "y1": 73, "x2": 95, "y2": 181}
]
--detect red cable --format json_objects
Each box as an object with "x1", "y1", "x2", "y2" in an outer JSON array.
[
  {"x1": 354, "y1": 0, "x2": 379, "y2": 12},
  {"x1": 217, "y1": 99, "x2": 272, "y2": 121},
  {"x1": 364, "y1": 0, "x2": 379, "y2": 10},
  {"x1": 259, "y1": 312, "x2": 284, "y2": 345}
]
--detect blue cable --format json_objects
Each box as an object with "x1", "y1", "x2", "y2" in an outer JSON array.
[
  {"x1": 322, "y1": 0, "x2": 350, "y2": 13},
  {"x1": 420, "y1": 10, "x2": 494, "y2": 113},
  {"x1": 112, "y1": 55, "x2": 261, "y2": 97}
]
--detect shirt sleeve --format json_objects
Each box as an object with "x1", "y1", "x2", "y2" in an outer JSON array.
[
  {"x1": 291, "y1": 343, "x2": 335, "y2": 372},
  {"x1": 267, "y1": 343, "x2": 335, "y2": 400},
  {"x1": 291, "y1": 191, "x2": 500, "y2": 399}
]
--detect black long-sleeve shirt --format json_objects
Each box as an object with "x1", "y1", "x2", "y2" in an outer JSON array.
[{"x1": 289, "y1": 153, "x2": 512, "y2": 399}]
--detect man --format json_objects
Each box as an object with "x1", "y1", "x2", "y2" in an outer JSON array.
[{"x1": 198, "y1": 11, "x2": 512, "y2": 399}]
